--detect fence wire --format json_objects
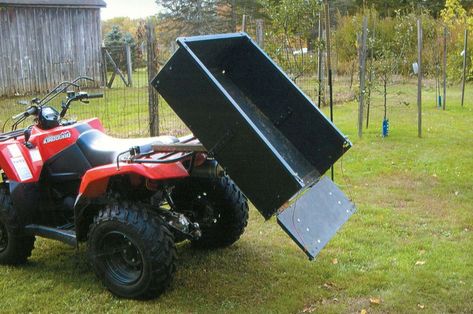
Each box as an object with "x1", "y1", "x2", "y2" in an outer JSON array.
[{"x1": 0, "y1": 19, "x2": 366, "y2": 137}]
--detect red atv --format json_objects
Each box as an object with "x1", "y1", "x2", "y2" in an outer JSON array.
[{"x1": 0, "y1": 77, "x2": 249, "y2": 299}]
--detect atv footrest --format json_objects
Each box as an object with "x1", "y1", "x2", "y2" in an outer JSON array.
[{"x1": 25, "y1": 224, "x2": 77, "y2": 247}]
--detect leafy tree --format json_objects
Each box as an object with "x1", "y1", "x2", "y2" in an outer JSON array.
[
  {"x1": 219, "y1": 0, "x2": 266, "y2": 32},
  {"x1": 441, "y1": 0, "x2": 473, "y2": 81},
  {"x1": 105, "y1": 26, "x2": 135, "y2": 47},
  {"x1": 333, "y1": 13, "x2": 363, "y2": 79},
  {"x1": 102, "y1": 17, "x2": 143, "y2": 39},
  {"x1": 358, "y1": 0, "x2": 445, "y2": 17},
  {"x1": 156, "y1": 0, "x2": 222, "y2": 37},
  {"x1": 155, "y1": 0, "x2": 262, "y2": 37},
  {"x1": 374, "y1": 47, "x2": 398, "y2": 123},
  {"x1": 331, "y1": 0, "x2": 359, "y2": 15},
  {"x1": 329, "y1": 0, "x2": 473, "y2": 17},
  {"x1": 262, "y1": 0, "x2": 321, "y2": 79},
  {"x1": 104, "y1": 26, "x2": 137, "y2": 70},
  {"x1": 441, "y1": 0, "x2": 467, "y2": 26},
  {"x1": 155, "y1": 0, "x2": 263, "y2": 54}
]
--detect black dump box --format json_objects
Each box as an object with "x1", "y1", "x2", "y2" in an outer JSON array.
[{"x1": 152, "y1": 33, "x2": 355, "y2": 259}]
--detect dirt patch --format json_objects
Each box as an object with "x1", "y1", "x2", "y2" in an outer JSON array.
[{"x1": 301, "y1": 296, "x2": 379, "y2": 314}]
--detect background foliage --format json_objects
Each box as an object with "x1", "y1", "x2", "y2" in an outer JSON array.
[{"x1": 101, "y1": 0, "x2": 473, "y2": 84}]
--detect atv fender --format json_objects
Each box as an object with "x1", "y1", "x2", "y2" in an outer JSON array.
[
  {"x1": 73, "y1": 162, "x2": 189, "y2": 241},
  {"x1": 76, "y1": 162, "x2": 189, "y2": 201}
]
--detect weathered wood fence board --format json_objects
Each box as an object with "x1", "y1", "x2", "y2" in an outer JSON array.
[{"x1": 0, "y1": 6, "x2": 102, "y2": 96}]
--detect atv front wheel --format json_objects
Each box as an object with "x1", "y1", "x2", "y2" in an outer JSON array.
[
  {"x1": 0, "y1": 188, "x2": 35, "y2": 265},
  {"x1": 87, "y1": 203, "x2": 176, "y2": 299},
  {"x1": 174, "y1": 175, "x2": 249, "y2": 249}
]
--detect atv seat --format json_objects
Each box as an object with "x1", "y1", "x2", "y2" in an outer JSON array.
[{"x1": 77, "y1": 129, "x2": 179, "y2": 167}]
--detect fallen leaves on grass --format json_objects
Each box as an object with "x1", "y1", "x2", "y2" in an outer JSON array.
[
  {"x1": 369, "y1": 298, "x2": 381, "y2": 305},
  {"x1": 302, "y1": 304, "x2": 317, "y2": 313},
  {"x1": 417, "y1": 304, "x2": 425, "y2": 309},
  {"x1": 360, "y1": 309, "x2": 367, "y2": 314},
  {"x1": 331, "y1": 258, "x2": 338, "y2": 265},
  {"x1": 415, "y1": 260, "x2": 426, "y2": 266},
  {"x1": 322, "y1": 282, "x2": 337, "y2": 290}
]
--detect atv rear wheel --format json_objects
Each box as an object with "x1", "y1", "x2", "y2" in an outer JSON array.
[
  {"x1": 0, "y1": 188, "x2": 35, "y2": 265},
  {"x1": 87, "y1": 203, "x2": 176, "y2": 299},
  {"x1": 174, "y1": 175, "x2": 249, "y2": 249}
]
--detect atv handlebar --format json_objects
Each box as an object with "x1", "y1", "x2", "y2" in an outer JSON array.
[
  {"x1": 9, "y1": 78, "x2": 104, "y2": 131},
  {"x1": 12, "y1": 106, "x2": 38, "y2": 120},
  {"x1": 38, "y1": 76, "x2": 93, "y2": 106},
  {"x1": 60, "y1": 91, "x2": 104, "y2": 118},
  {"x1": 72, "y1": 92, "x2": 104, "y2": 101},
  {"x1": 85, "y1": 93, "x2": 104, "y2": 99}
]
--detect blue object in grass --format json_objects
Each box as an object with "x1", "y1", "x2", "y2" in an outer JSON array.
[
  {"x1": 382, "y1": 119, "x2": 389, "y2": 137},
  {"x1": 438, "y1": 95, "x2": 442, "y2": 108}
]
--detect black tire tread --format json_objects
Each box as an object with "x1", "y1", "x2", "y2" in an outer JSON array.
[
  {"x1": 0, "y1": 188, "x2": 35, "y2": 265},
  {"x1": 192, "y1": 176, "x2": 249, "y2": 249},
  {"x1": 87, "y1": 202, "x2": 176, "y2": 299}
]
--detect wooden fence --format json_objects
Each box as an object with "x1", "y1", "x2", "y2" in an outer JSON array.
[{"x1": 0, "y1": 6, "x2": 102, "y2": 96}]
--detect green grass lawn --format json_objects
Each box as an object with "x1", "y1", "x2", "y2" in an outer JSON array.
[{"x1": 0, "y1": 77, "x2": 472, "y2": 313}]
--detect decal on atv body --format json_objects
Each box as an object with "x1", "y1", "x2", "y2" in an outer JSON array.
[
  {"x1": 43, "y1": 131, "x2": 72, "y2": 144},
  {"x1": 11, "y1": 156, "x2": 33, "y2": 181}
]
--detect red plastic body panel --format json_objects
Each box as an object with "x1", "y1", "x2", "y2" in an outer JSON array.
[
  {"x1": 0, "y1": 117, "x2": 196, "y2": 205},
  {"x1": 29, "y1": 118, "x2": 104, "y2": 162},
  {"x1": 0, "y1": 142, "x2": 43, "y2": 182},
  {"x1": 0, "y1": 118, "x2": 103, "y2": 183},
  {"x1": 78, "y1": 162, "x2": 190, "y2": 198}
]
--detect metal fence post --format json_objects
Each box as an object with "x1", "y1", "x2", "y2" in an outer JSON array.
[
  {"x1": 461, "y1": 29, "x2": 468, "y2": 107},
  {"x1": 242, "y1": 14, "x2": 247, "y2": 33},
  {"x1": 358, "y1": 17, "x2": 368, "y2": 139},
  {"x1": 101, "y1": 46, "x2": 108, "y2": 86},
  {"x1": 443, "y1": 26, "x2": 447, "y2": 111},
  {"x1": 317, "y1": 11, "x2": 323, "y2": 108},
  {"x1": 324, "y1": 0, "x2": 335, "y2": 180},
  {"x1": 125, "y1": 44, "x2": 133, "y2": 87},
  {"x1": 146, "y1": 20, "x2": 159, "y2": 136},
  {"x1": 417, "y1": 19, "x2": 423, "y2": 138},
  {"x1": 256, "y1": 19, "x2": 264, "y2": 48}
]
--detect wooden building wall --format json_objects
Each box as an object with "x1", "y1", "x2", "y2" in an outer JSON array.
[{"x1": 0, "y1": 6, "x2": 102, "y2": 96}]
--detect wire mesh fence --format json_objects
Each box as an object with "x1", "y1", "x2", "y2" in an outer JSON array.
[
  {"x1": 0, "y1": 16, "x2": 358, "y2": 140},
  {"x1": 0, "y1": 41, "x2": 189, "y2": 138},
  {"x1": 0, "y1": 51, "x2": 339, "y2": 140},
  {"x1": 94, "y1": 42, "x2": 189, "y2": 137}
]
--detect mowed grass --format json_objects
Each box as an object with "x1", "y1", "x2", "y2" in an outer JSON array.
[{"x1": 0, "y1": 77, "x2": 473, "y2": 313}]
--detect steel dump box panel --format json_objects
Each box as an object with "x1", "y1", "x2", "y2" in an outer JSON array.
[{"x1": 152, "y1": 33, "x2": 351, "y2": 219}]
